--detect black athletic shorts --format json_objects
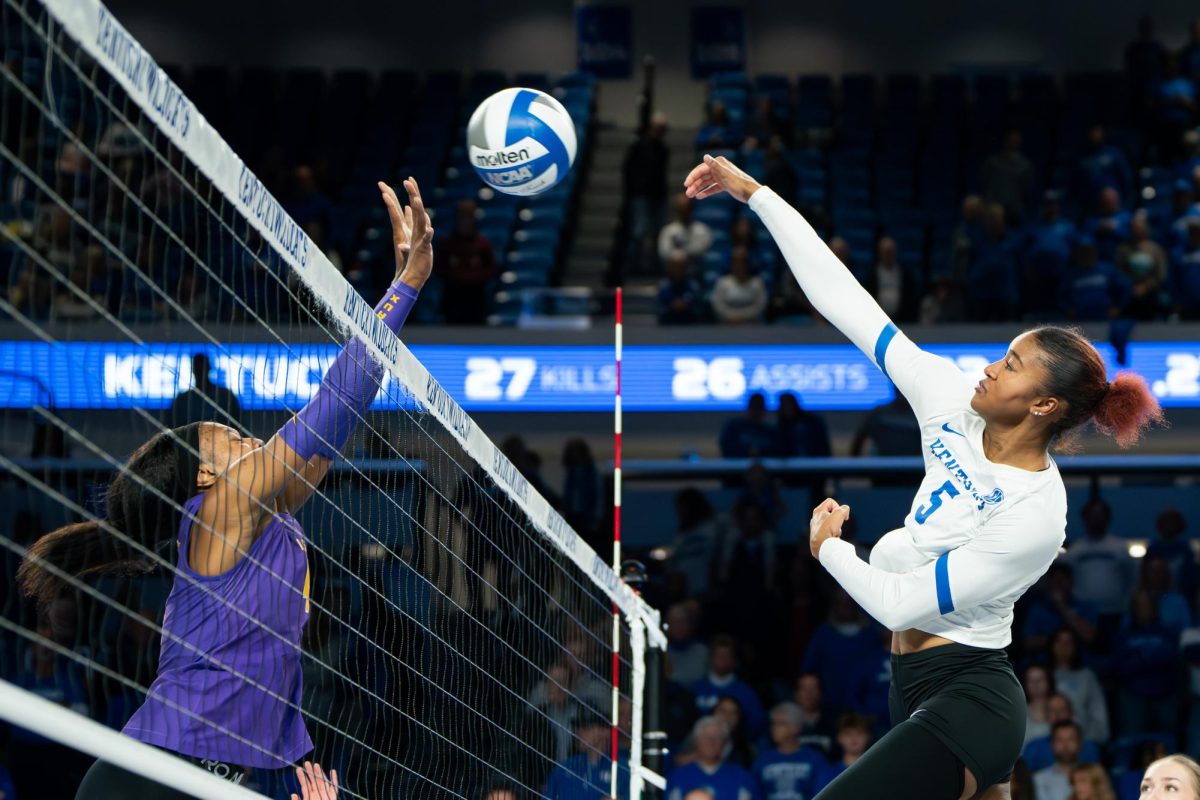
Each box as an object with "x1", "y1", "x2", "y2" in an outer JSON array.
[
  {"x1": 888, "y1": 641, "x2": 1027, "y2": 790},
  {"x1": 76, "y1": 752, "x2": 250, "y2": 799}
]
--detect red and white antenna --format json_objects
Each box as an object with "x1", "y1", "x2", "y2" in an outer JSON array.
[{"x1": 610, "y1": 287, "x2": 624, "y2": 798}]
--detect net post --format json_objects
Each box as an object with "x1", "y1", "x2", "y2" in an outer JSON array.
[
  {"x1": 642, "y1": 636, "x2": 667, "y2": 799},
  {"x1": 629, "y1": 612, "x2": 647, "y2": 800},
  {"x1": 611, "y1": 286, "x2": 624, "y2": 799}
]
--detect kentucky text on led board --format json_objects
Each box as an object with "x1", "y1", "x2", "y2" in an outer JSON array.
[{"x1": 1, "y1": 342, "x2": 1198, "y2": 411}]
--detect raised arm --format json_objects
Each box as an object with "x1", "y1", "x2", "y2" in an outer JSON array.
[
  {"x1": 197, "y1": 179, "x2": 432, "y2": 572},
  {"x1": 685, "y1": 155, "x2": 973, "y2": 420},
  {"x1": 808, "y1": 498, "x2": 1062, "y2": 632}
]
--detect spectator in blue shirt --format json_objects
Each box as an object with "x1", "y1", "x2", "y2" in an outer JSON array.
[
  {"x1": 812, "y1": 713, "x2": 874, "y2": 794},
  {"x1": 1172, "y1": 218, "x2": 1200, "y2": 319},
  {"x1": 752, "y1": 702, "x2": 825, "y2": 800},
  {"x1": 1083, "y1": 187, "x2": 1133, "y2": 262},
  {"x1": 659, "y1": 249, "x2": 704, "y2": 324},
  {"x1": 1022, "y1": 562, "x2": 1100, "y2": 655},
  {"x1": 719, "y1": 393, "x2": 775, "y2": 458},
  {"x1": 1021, "y1": 190, "x2": 1075, "y2": 315},
  {"x1": 691, "y1": 636, "x2": 767, "y2": 740},
  {"x1": 544, "y1": 717, "x2": 630, "y2": 800},
  {"x1": 1058, "y1": 235, "x2": 1132, "y2": 321},
  {"x1": 1113, "y1": 589, "x2": 1180, "y2": 736},
  {"x1": 801, "y1": 590, "x2": 879, "y2": 714},
  {"x1": 1074, "y1": 126, "x2": 1134, "y2": 208},
  {"x1": 1147, "y1": 507, "x2": 1196, "y2": 601},
  {"x1": 966, "y1": 203, "x2": 1019, "y2": 321},
  {"x1": 667, "y1": 717, "x2": 760, "y2": 800}
]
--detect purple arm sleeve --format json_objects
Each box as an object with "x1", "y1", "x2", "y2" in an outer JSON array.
[{"x1": 279, "y1": 282, "x2": 419, "y2": 460}]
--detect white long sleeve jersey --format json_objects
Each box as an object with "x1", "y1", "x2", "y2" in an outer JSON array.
[{"x1": 749, "y1": 187, "x2": 1067, "y2": 650}]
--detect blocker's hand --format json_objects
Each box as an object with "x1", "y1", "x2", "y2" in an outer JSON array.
[
  {"x1": 683, "y1": 153, "x2": 762, "y2": 203},
  {"x1": 809, "y1": 497, "x2": 850, "y2": 558},
  {"x1": 379, "y1": 177, "x2": 434, "y2": 290},
  {"x1": 292, "y1": 761, "x2": 338, "y2": 800}
]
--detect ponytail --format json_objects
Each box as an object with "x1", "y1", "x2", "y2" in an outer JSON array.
[
  {"x1": 17, "y1": 423, "x2": 204, "y2": 609},
  {"x1": 1028, "y1": 326, "x2": 1165, "y2": 452},
  {"x1": 1092, "y1": 372, "x2": 1165, "y2": 449},
  {"x1": 17, "y1": 520, "x2": 150, "y2": 608}
]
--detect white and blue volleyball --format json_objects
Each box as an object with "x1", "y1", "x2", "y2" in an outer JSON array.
[{"x1": 467, "y1": 87, "x2": 577, "y2": 197}]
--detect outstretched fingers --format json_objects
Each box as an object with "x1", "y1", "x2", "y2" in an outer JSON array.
[{"x1": 403, "y1": 177, "x2": 433, "y2": 247}]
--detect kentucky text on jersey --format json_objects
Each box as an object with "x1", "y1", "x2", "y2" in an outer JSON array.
[{"x1": 928, "y1": 437, "x2": 1006, "y2": 510}]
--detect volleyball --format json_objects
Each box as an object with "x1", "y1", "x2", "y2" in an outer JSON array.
[{"x1": 467, "y1": 87, "x2": 577, "y2": 197}]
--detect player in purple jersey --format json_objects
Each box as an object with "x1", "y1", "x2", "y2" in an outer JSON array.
[{"x1": 19, "y1": 178, "x2": 432, "y2": 798}]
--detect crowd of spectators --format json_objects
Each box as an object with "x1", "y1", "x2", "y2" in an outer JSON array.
[
  {"x1": 646, "y1": 17, "x2": 1200, "y2": 329},
  {"x1": 645, "y1": 473, "x2": 1200, "y2": 800}
]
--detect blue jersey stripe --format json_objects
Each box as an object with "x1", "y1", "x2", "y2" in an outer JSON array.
[
  {"x1": 873, "y1": 322, "x2": 898, "y2": 381},
  {"x1": 935, "y1": 551, "x2": 954, "y2": 615}
]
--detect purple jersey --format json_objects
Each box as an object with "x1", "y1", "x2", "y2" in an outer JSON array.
[{"x1": 123, "y1": 494, "x2": 312, "y2": 768}]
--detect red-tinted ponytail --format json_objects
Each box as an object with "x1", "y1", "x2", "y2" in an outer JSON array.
[
  {"x1": 1092, "y1": 371, "x2": 1165, "y2": 449},
  {"x1": 1028, "y1": 326, "x2": 1165, "y2": 452}
]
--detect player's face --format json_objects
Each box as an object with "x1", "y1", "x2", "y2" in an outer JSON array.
[
  {"x1": 1141, "y1": 760, "x2": 1200, "y2": 799},
  {"x1": 198, "y1": 423, "x2": 263, "y2": 482},
  {"x1": 969, "y1": 334, "x2": 1054, "y2": 424}
]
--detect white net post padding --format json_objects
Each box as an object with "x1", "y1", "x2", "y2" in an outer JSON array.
[
  {"x1": 0, "y1": 678, "x2": 268, "y2": 799},
  {"x1": 628, "y1": 614, "x2": 647, "y2": 800}
]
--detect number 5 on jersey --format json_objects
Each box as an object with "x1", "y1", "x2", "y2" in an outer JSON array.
[{"x1": 915, "y1": 480, "x2": 961, "y2": 524}]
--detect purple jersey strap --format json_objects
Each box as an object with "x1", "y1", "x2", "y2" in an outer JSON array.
[{"x1": 279, "y1": 282, "x2": 418, "y2": 460}]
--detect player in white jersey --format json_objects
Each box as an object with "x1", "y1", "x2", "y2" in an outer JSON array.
[{"x1": 684, "y1": 154, "x2": 1164, "y2": 800}]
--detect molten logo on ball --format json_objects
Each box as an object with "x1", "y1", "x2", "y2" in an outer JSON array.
[{"x1": 468, "y1": 87, "x2": 577, "y2": 197}]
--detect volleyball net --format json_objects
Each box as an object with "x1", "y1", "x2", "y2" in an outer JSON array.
[{"x1": 0, "y1": 0, "x2": 664, "y2": 797}]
